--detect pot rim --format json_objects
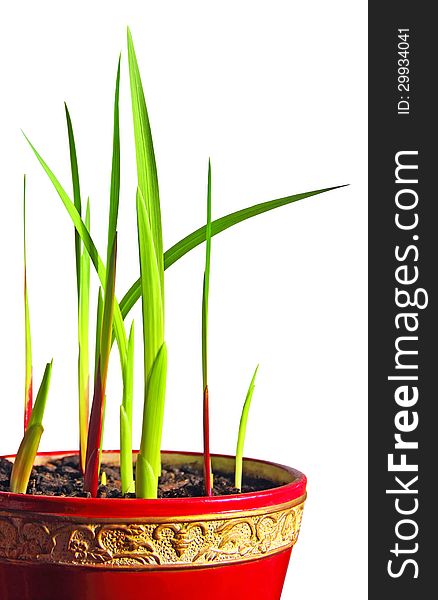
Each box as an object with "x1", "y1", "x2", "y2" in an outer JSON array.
[{"x1": 0, "y1": 450, "x2": 306, "y2": 518}]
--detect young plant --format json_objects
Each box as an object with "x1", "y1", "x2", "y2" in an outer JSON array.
[
  {"x1": 15, "y1": 179, "x2": 54, "y2": 494},
  {"x1": 23, "y1": 175, "x2": 33, "y2": 431},
  {"x1": 65, "y1": 55, "x2": 122, "y2": 474},
  {"x1": 65, "y1": 106, "x2": 90, "y2": 473},
  {"x1": 25, "y1": 129, "x2": 341, "y2": 495},
  {"x1": 28, "y1": 58, "x2": 126, "y2": 486},
  {"x1": 20, "y1": 28, "x2": 346, "y2": 500},
  {"x1": 84, "y1": 236, "x2": 117, "y2": 497},
  {"x1": 108, "y1": 56, "x2": 136, "y2": 495},
  {"x1": 128, "y1": 30, "x2": 167, "y2": 499},
  {"x1": 23, "y1": 136, "x2": 128, "y2": 370},
  {"x1": 119, "y1": 185, "x2": 345, "y2": 319},
  {"x1": 11, "y1": 361, "x2": 53, "y2": 493},
  {"x1": 77, "y1": 200, "x2": 91, "y2": 472},
  {"x1": 25, "y1": 131, "x2": 342, "y2": 350},
  {"x1": 235, "y1": 366, "x2": 259, "y2": 491},
  {"x1": 202, "y1": 161, "x2": 213, "y2": 496}
]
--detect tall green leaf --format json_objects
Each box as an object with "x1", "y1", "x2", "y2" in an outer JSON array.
[
  {"x1": 127, "y1": 28, "x2": 164, "y2": 301},
  {"x1": 202, "y1": 161, "x2": 212, "y2": 495},
  {"x1": 78, "y1": 200, "x2": 91, "y2": 472},
  {"x1": 106, "y1": 57, "x2": 133, "y2": 485},
  {"x1": 120, "y1": 186, "x2": 346, "y2": 319},
  {"x1": 23, "y1": 175, "x2": 33, "y2": 431},
  {"x1": 11, "y1": 361, "x2": 53, "y2": 494},
  {"x1": 235, "y1": 365, "x2": 259, "y2": 491},
  {"x1": 128, "y1": 30, "x2": 168, "y2": 498},
  {"x1": 23, "y1": 133, "x2": 128, "y2": 370},
  {"x1": 136, "y1": 188, "x2": 164, "y2": 379},
  {"x1": 64, "y1": 104, "x2": 82, "y2": 300},
  {"x1": 136, "y1": 188, "x2": 166, "y2": 499},
  {"x1": 107, "y1": 56, "x2": 121, "y2": 269}
]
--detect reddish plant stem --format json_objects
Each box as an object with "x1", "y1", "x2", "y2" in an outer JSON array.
[
  {"x1": 84, "y1": 367, "x2": 104, "y2": 497},
  {"x1": 203, "y1": 385, "x2": 212, "y2": 496},
  {"x1": 84, "y1": 236, "x2": 117, "y2": 496}
]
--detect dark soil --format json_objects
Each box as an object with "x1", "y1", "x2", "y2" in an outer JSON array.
[{"x1": 0, "y1": 455, "x2": 278, "y2": 498}]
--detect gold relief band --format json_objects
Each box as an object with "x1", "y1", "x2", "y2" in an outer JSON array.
[{"x1": 0, "y1": 496, "x2": 306, "y2": 569}]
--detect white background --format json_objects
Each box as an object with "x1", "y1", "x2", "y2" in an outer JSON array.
[{"x1": 0, "y1": 2, "x2": 367, "y2": 598}]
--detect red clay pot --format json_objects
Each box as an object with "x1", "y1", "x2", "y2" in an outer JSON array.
[{"x1": 0, "y1": 451, "x2": 307, "y2": 600}]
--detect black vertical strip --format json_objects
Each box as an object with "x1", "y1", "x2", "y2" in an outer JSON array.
[{"x1": 369, "y1": 3, "x2": 435, "y2": 597}]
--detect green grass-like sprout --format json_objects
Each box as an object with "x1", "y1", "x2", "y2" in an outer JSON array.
[
  {"x1": 23, "y1": 175, "x2": 33, "y2": 432},
  {"x1": 202, "y1": 161, "x2": 213, "y2": 496},
  {"x1": 11, "y1": 361, "x2": 53, "y2": 494},
  {"x1": 136, "y1": 189, "x2": 167, "y2": 498},
  {"x1": 10, "y1": 27, "x2": 346, "y2": 498},
  {"x1": 65, "y1": 105, "x2": 90, "y2": 473},
  {"x1": 128, "y1": 28, "x2": 167, "y2": 499},
  {"x1": 235, "y1": 366, "x2": 259, "y2": 491},
  {"x1": 78, "y1": 201, "x2": 91, "y2": 472}
]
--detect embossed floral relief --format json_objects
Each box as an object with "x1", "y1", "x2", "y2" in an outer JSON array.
[{"x1": 0, "y1": 501, "x2": 304, "y2": 569}]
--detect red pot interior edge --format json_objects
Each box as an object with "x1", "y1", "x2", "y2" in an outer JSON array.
[{"x1": 0, "y1": 450, "x2": 307, "y2": 518}]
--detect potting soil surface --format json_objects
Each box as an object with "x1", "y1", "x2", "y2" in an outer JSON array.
[{"x1": 0, "y1": 455, "x2": 279, "y2": 498}]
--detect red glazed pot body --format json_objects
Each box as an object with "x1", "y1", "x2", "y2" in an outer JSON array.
[{"x1": 0, "y1": 451, "x2": 307, "y2": 600}]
